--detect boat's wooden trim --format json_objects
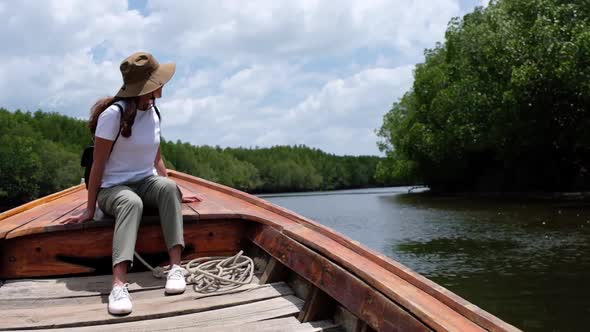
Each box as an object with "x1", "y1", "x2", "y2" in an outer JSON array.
[
  {"x1": 0, "y1": 184, "x2": 85, "y2": 222},
  {"x1": 283, "y1": 226, "x2": 522, "y2": 332},
  {"x1": 169, "y1": 170, "x2": 521, "y2": 332},
  {"x1": 249, "y1": 224, "x2": 434, "y2": 332}
]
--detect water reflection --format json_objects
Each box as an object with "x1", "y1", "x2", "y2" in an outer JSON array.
[{"x1": 262, "y1": 188, "x2": 590, "y2": 332}]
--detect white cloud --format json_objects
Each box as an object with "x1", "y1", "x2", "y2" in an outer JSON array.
[
  {"x1": 160, "y1": 65, "x2": 414, "y2": 156},
  {"x1": 0, "y1": 50, "x2": 120, "y2": 117},
  {"x1": 220, "y1": 64, "x2": 293, "y2": 104},
  {"x1": 0, "y1": 1, "x2": 145, "y2": 57},
  {"x1": 0, "y1": 0, "x2": 482, "y2": 155},
  {"x1": 144, "y1": 0, "x2": 461, "y2": 62},
  {"x1": 272, "y1": 65, "x2": 415, "y2": 155}
]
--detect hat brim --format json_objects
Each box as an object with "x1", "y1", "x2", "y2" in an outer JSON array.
[{"x1": 115, "y1": 62, "x2": 176, "y2": 98}]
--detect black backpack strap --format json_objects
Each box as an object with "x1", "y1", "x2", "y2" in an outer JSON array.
[{"x1": 153, "y1": 104, "x2": 161, "y2": 121}]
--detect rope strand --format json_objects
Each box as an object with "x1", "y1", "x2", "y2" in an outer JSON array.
[{"x1": 133, "y1": 250, "x2": 254, "y2": 294}]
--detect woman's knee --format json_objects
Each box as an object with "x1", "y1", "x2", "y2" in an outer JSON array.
[
  {"x1": 159, "y1": 177, "x2": 181, "y2": 199},
  {"x1": 117, "y1": 194, "x2": 143, "y2": 213}
]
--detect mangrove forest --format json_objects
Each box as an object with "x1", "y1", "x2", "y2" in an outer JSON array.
[{"x1": 378, "y1": 0, "x2": 590, "y2": 193}]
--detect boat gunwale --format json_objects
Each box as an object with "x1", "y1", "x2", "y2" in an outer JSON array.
[{"x1": 168, "y1": 170, "x2": 521, "y2": 332}]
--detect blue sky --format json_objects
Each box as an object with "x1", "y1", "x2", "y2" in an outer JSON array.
[{"x1": 0, "y1": 0, "x2": 486, "y2": 156}]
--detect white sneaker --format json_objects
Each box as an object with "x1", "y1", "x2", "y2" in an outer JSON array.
[
  {"x1": 108, "y1": 283, "x2": 132, "y2": 315},
  {"x1": 165, "y1": 264, "x2": 187, "y2": 294}
]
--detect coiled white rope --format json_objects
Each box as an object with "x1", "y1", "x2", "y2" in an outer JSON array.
[{"x1": 134, "y1": 250, "x2": 254, "y2": 294}]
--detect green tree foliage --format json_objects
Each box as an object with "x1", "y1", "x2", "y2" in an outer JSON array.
[
  {"x1": 35, "y1": 141, "x2": 81, "y2": 195},
  {"x1": 1, "y1": 108, "x2": 393, "y2": 209},
  {"x1": 161, "y1": 141, "x2": 263, "y2": 191},
  {"x1": 0, "y1": 135, "x2": 41, "y2": 202},
  {"x1": 378, "y1": 0, "x2": 590, "y2": 192},
  {"x1": 222, "y1": 145, "x2": 391, "y2": 193},
  {"x1": 0, "y1": 108, "x2": 87, "y2": 206}
]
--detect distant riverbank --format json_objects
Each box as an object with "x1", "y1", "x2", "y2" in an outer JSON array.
[{"x1": 419, "y1": 190, "x2": 590, "y2": 203}]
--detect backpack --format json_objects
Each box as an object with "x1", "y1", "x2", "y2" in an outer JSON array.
[{"x1": 80, "y1": 102, "x2": 161, "y2": 189}]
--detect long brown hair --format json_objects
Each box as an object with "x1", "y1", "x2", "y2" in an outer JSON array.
[{"x1": 89, "y1": 97, "x2": 139, "y2": 138}]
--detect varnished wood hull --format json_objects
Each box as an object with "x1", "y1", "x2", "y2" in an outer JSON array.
[
  {"x1": 0, "y1": 170, "x2": 521, "y2": 332},
  {"x1": 0, "y1": 219, "x2": 247, "y2": 278}
]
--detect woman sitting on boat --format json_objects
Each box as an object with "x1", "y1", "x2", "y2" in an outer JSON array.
[{"x1": 63, "y1": 52, "x2": 199, "y2": 315}]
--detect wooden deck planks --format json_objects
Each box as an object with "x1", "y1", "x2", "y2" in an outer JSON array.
[
  {"x1": 1, "y1": 269, "x2": 262, "y2": 309},
  {"x1": 191, "y1": 317, "x2": 340, "y2": 332},
  {"x1": 13, "y1": 298, "x2": 315, "y2": 332},
  {"x1": 0, "y1": 268, "x2": 342, "y2": 332},
  {"x1": 189, "y1": 317, "x2": 341, "y2": 332},
  {"x1": 169, "y1": 171, "x2": 307, "y2": 227},
  {"x1": 5, "y1": 192, "x2": 88, "y2": 239},
  {"x1": 6, "y1": 200, "x2": 199, "y2": 240},
  {"x1": 173, "y1": 176, "x2": 299, "y2": 228},
  {"x1": 0, "y1": 282, "x2": 294, "y2": 330},
  {"x1": 175, "y1": 179, "x2": 241, "y2": 219},
  {"x1": 0, "y1": 185, "x2": 85, "y2": 222},
  {"x1": 0, "y1": 271, "x2": 159, "y2": 301},
  {"x1": 0, "y1": 188, "x2": 87, "y2": 239},
  {"x1": 3, "y1": 178, "x2": 200, "y2": 240}
]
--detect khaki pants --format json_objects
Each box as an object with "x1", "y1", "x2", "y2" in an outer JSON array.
[{"x1": 97, "y1": 175, "x2": 184, "y2": 267}]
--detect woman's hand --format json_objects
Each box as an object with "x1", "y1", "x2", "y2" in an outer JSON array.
[
  {"x1": 177, "y1": 184, "x2": 202, "y2": 203},
  {"x1": 182, "y1": 195, "x2": 202, "y2": 203},
  {"x1": 60, "y1": 208, "x2": 95, "y2": 225}
]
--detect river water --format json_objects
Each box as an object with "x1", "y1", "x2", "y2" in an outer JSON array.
[{"x1": 259, "y1": 187, "x2": 590, "y2": 332}]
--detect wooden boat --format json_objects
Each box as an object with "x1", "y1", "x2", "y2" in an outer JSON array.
[{"x1": 0, "y1": 170, "x2": 521, "y2": 331}]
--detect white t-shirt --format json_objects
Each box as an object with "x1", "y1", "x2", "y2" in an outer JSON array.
[{"x1": 95, "y1": 101, "x2": 160, "y2": 188}]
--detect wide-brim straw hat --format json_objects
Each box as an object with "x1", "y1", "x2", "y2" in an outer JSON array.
[{"x1": 115, "y1": 52, "x2": 176, "y2": 98}]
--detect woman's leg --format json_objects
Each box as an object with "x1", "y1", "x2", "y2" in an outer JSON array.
[
  {"x1": 98, "y1": 185, "x2": 144, "y2": 286},
  {"x1": 112, "y1": 262, "x2": 130, "y2": 286},
  {"x1": 135, "y1": 176, "x2": 184, "y2": 264},
  {"x1": 168, "y1": 245, "x2": 182, "y2": 266}
]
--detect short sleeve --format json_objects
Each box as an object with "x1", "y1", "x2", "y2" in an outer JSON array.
[{"x1": 95, "y1": 105, "x2": 122, "y2": 140}]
